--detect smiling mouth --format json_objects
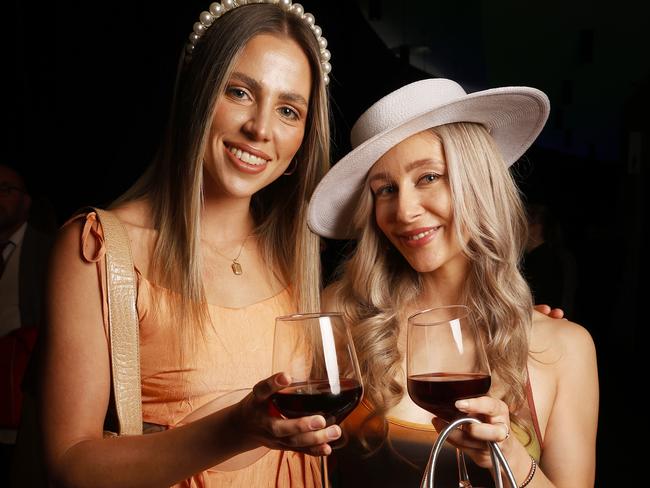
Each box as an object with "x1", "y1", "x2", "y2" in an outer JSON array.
[
  {"x1": 404, "y1": 226, "x2": 440, "y2": 241},
  {"x1": 226, "y1": 145, "x2": 270, "y2": 166}
]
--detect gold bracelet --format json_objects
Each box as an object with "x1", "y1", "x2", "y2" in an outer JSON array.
[{"x1": 519, "y1": 456, "x2": 537, "y2": 487}]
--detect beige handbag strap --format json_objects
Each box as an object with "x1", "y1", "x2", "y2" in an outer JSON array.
[{"x1": 93, "y1": 208, "x2": 143, "y2": 436}]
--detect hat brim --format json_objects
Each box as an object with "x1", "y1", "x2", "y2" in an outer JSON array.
[{"x1": 308, "y1": 86, "x2": 549, "y2": 239}]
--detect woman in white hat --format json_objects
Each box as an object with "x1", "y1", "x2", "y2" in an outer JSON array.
[{"x1": 308, "y1": 79, "x2": 598, "y2": 486}]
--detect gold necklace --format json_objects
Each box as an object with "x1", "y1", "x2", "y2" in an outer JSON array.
[{"x1": 210, "y1": 233, "x2": 253, "y2": 276}]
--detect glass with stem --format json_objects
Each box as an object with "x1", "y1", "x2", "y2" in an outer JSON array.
[
  {"x1": 407, "y1": 305, "x2": 491, "y2": 488},
  {"x1": 271, "y1": 313, "x2": 363, "y2": 488}
]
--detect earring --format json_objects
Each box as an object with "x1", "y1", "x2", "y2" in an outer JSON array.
[{"x1": 283, "y1": 158, "x2": 298, "y2": 176}]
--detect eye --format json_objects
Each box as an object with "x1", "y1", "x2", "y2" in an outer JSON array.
[
  {"x1": 373, "y1": 184, "x2": 395, "y2": 197},
  {"x1": 226, "y1": 86, "x2": 251, "y2": 101},
  {"x1": 278, "y1": 106, "x2": 300, "y2": 121},
  {"x1": 418, "y1": 173, "x2": 442, "y2": 185}
]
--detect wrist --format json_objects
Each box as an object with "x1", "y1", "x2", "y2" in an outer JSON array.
[
  {"x1": 517, "y1": 456, "x2": 537, "y2": 487},
  {"x1": 225, "y1": 400, "x2": 258, "y2": 452},
  {"x1": 501, "y1": 441, "x2": 535, "y2": 486}
]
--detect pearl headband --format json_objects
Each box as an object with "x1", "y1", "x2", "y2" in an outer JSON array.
[{"x1": 186, "y1": 0, "x2": 332, "y2": 85}]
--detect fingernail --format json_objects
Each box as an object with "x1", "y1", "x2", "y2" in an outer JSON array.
[
  {"x1": 455, "y1": 400, "x2": 469, "y2": 410},
  {"x1": 276, "y1": 373, "x2": 290, "y2": 387},
  {"x1": 310, "y1": 417, "x2": 325, "y2": 429},
  {"x1": 326, "y1": 425, "x2": 340, "y2": 440}
]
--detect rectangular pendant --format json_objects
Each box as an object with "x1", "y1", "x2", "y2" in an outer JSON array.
[{"x1": 231, "y1": 261, "x2": 243, "y2": 275}]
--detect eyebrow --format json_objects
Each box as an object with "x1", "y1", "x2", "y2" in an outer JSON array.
[
  {"x1": 230, "y1": 72, "x2": 309, "y2": 107},
  {"x1": 404, "y1": 158, "x2": 445, "y2": 172},
  {"x1": 368, "y1": 158, "x2": 444, "y2": 184},
  {"x1": 368, "y1": 171, "x2": 390, "y2": 185}
]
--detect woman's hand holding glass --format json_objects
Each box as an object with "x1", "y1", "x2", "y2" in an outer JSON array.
[
  {"x1": 407, "y1": 305, "x2": 491, "y2": 488},
  {"x1": 431, "y1": 395, "x2": 515, "y2": 469},
  {"x1": 432, "y1": 395, "x2": 538, "y2": 487},
  {"x1": 236, "y1": 371, "x2": 342, "y2": 457},
  {"x1": 271, "y1": 312, "x2": 363, "y2": 487}
]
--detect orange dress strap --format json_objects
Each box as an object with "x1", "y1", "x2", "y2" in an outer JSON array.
[{"x1": 64, "y1": 211, "x2": 106, "y2": 263}]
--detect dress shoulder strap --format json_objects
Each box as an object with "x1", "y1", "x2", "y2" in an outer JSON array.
[{"x1": 73, "y1": 207, "x2": 143, "y2": 436}]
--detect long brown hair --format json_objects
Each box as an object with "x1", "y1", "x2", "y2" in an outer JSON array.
[{"x1": 116, "y1": 4, "x2": 330, "y2": 346}]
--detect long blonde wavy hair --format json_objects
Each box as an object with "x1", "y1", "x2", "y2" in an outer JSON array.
[
  {"x1": 114, "y1": 5, "x2": 330, "y2": 349},
  {"x1": 330, "y1": 122, "x2": 534, "y2": 439}
]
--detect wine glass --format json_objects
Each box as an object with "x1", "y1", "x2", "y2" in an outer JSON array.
[
  {"x1": 271, "y1": 312, "x2": 363, "y2": 488},
  {"x1": 407, "y1": 305, "x2": 491, "y2": 488}
]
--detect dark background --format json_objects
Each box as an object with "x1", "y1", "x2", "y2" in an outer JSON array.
[{"x1": 6, "y1": 0, "x2": 646, "y2": 485}]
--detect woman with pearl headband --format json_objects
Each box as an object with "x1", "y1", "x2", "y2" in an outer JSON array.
[{"x1": 39, "y1": 2, "x2": 337, "y2": 486}]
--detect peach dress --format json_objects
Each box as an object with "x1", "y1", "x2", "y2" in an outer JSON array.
[{"x1": 81, "y1": 213, "x2": 320, "y2": 488}]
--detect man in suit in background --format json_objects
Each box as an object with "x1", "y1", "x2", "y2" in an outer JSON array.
[
  {"x1": 0, "y1": 164, "x2": 54, "y2": 334},
  {"x1": 0, "y1": 164, "x2": 54, "y2": 485}
]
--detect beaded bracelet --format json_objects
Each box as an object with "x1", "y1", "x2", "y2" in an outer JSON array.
[{"x1": 519, "y1": 456, "x2": 537, "y2": 487}]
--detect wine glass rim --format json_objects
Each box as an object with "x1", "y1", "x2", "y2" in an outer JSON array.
[
  {"x1": 276, "y1": 312, "x2": 344, "y2": 321},
  {"x1": 408, "y1": 304, "x2": 471, "y2": 326}
]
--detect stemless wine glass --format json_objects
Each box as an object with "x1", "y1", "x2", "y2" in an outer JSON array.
[
  {"x1": 272, "y1": 313, "x2": 363, "y2": 488},
  {"x1": 407, "y1": 305, "x2": 491, "y2": 488}
]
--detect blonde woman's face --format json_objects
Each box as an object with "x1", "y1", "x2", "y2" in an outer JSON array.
[
  {"x1": 368, "y1": 131, "x2": 469, "y2": 275},
  {"x1": 203, "y1": 34, "x2": 311, "y2": 199}
]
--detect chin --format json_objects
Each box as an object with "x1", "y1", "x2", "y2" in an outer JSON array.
[
  {"x1": 402, "y1": 256, "x2": 439, "y2": 274},
  {"x1": 228, "y1": 184, "x2": 265, "y2": 199},
  {"x1": 413, "y1": 263, "x2": 441, "y2": 274}
]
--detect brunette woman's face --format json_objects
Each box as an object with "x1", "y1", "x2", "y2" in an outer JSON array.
[
  {"x1": 203, "y1": 34, "x2": 312, "y2": 199},
  {"x1": 368, "y1": 131, "x2": 469, "y2": 275}
]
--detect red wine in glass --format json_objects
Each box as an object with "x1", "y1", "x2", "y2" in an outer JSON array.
[
  {"x1": 407, "y1": 305, "x2": 490, "y2": 488},
  {"x1": 273, "y1": 312, "x2": 363, "y2": 487},
  {"x1": 271, "y1": 378, "x2": 362, "y2": 425},
  {"x1": 407, "y1": 372, "x2": 491, "y2": 421}
]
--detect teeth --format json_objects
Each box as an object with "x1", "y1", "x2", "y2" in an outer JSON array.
[
  {"x1": 228, "y1": 146, "x2": 268, "y2": 166},
  {"x1": 407, "y1": 228, "x2": 436, "y2": 241}
]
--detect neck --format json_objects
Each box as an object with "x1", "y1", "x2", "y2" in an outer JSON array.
[
  {"x1": 201, "y1": 192, "x2": 255, "y2": 244},
  {"x1": 418, "y1": 257, "x2": 470, "y2": 307}
]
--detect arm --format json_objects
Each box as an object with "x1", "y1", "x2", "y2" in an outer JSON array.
[
  {"x1": 41, "y1": 222, "x2": 339, "y2": 488},
  {"x1": 533, "y1": 320, "x2": 598, "y2": 487},
  {"x1": 433, "y1": 320, "x2": 598, "y2": 487}
]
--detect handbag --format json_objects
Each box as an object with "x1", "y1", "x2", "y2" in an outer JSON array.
[{"x1": 11, "y1": 207, "x2": 142, "y2": 486}]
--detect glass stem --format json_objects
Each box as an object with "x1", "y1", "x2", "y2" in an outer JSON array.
[
  {"x1": 457, "y1": 448, "x2": 472, "y2": 488},
  {"x1": 320, "y1": 455, "x2": 328, "y2": 488}
]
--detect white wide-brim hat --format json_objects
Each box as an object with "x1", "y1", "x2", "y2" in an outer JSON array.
[{"x1": 308, "y1": 78, "x2": 550, "y2": 239}]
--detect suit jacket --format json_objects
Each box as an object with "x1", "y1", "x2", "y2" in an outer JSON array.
[{"x1": 18, "y1": 224, "x2": 54, "y2": 328}]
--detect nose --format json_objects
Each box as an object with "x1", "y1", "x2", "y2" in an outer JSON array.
[
  {"x1": 242, "y1": 102, "x2": 272, "y2": 142},
  {"x1": 395, "y1": 187, "x2": 423, "y2": 223}
]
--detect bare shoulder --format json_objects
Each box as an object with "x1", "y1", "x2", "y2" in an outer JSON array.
[
  {"x1": 109, "y1": 199, "x2": 157, "y2": 274},
  {"x1": 527, "y1": 311, "x2": 599, "y2": 445},
  {"x1": 47, "y1": 214, "x2": 106, "y2": 329},
  {"x1": 529, "y1": 311, "x2": 596, "y2": 366},
  {"x1": 110, "y1": 199, "x2": 153, "y2": 229},
  {"x1": 527, "y1": 316, "x2": 598, "y2": 485},
  {"x1": 51, "y1": 214, "x2": 94, "y2": 270}
]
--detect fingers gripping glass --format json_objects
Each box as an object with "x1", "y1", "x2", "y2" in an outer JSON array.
[
  {"x1": 272, "y1": 313, "x2": 363, "y2": 488},
  {"x1": 407, "y1": 305, "x2": 490, "y2": 488}
]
